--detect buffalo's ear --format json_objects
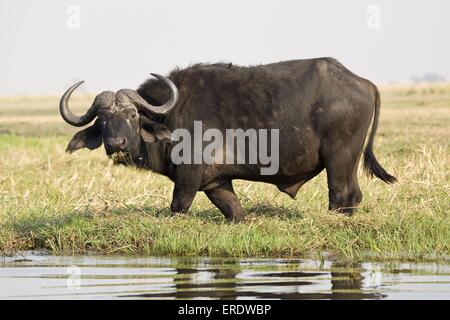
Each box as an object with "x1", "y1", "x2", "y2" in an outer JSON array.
[
  {"x1": 66, "y1": 123, "x2": 102, "y2": 153},
  {"x1": 140, "y1": 118, "x2": 172, "y2": 143}
]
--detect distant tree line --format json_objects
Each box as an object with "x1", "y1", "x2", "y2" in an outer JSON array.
[{"x1": 410, "y1": 73, "x2": 446, "y2": 84}]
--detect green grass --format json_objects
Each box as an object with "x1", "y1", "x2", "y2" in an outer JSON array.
[{"x1": 0, "y1": 85, "x2": 449, "y2": 261}]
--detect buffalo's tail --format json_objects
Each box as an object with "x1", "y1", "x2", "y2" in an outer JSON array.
[{"x1": 363, "y1": 87, "x2": 397, "y2": 184}]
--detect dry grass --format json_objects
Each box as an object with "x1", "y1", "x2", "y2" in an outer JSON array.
[{"x1": 0, "y1": 84, "x2": 449, "y2": 261}]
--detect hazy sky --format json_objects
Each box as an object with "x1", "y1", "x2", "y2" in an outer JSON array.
[{"x1": 1, "y1": 0, "x2": 449, "y2": 95}]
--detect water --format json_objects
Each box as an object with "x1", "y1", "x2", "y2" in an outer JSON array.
[{"x1": 0, "y1": 253, "x2": 449, "y2": 299}]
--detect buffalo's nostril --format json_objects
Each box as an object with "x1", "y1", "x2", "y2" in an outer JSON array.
[
  {"x1": 115, "y1": 137, "x2": 126, "y2": 146},
  {"x1": 106, "y1": 137, "x2": 127, "y2": 151}
]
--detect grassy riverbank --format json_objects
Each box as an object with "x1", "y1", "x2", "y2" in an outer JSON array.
[{"x1": 0, "y1": 85, "x2": 449, "y2": 261}]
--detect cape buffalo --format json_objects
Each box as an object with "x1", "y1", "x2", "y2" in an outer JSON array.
[{"x1": 59, "y1": 58, "x2": 396, "y2": 222}]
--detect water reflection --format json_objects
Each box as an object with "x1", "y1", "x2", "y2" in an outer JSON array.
[
  {"x1": 0, "y1": 254, "x2": 449, "y2": 299},
  {"x1": 328, "y1": 262, "x2": 384, "y2": 299}
]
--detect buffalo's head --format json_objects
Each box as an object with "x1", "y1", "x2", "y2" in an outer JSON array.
[{"x1": 59, "y1": 74, "x2": 177, "y2": 162}]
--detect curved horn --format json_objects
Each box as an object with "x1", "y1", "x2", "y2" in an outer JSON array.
[
  {"x1": 59, "y1": 81, "x2": 99, "y2": 127},
  {"x1": 149, "y1": 73, "x2": 179, "y2": 114},
  {"x1": 135, "y1": 73, "x2": 179, "y2": 115}
]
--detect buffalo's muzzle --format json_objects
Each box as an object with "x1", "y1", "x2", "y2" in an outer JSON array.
[{"x1": 105, "y1": 137, "x2": 127, "y2": 154}]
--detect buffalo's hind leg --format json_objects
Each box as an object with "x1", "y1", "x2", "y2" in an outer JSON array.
[
  {"x1": 205, "y1": 181, "x2": 245, "y2": 222},
  {"x1": 323, "y1": 147, "x2": 363, "y2": 216}
]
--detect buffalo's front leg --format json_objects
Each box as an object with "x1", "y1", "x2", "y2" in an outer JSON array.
[
  {"x1": 170, "y1": 164, "x2": 203, "y2": 214},
  {"x1": 170, "y1": 184, "x2": 198, "y2": 214},
  {"x1": 205, "y1": 181, "x2": 245, "y2": 222}
]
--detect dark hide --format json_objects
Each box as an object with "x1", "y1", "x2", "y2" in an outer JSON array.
[{"x1": 137, "y1": 58, "x2": 396, "y2": 219}]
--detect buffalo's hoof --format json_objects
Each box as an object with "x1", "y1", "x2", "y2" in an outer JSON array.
[
  {"x1": 229, "y1": 214, "x2": 245, "y2": 223},
  {"x1": 332, "y1": 207, "x2": 356, "y2": 216},
  {"x1": 171, "y1": 210, "x2": 188, "y2": 217}
]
